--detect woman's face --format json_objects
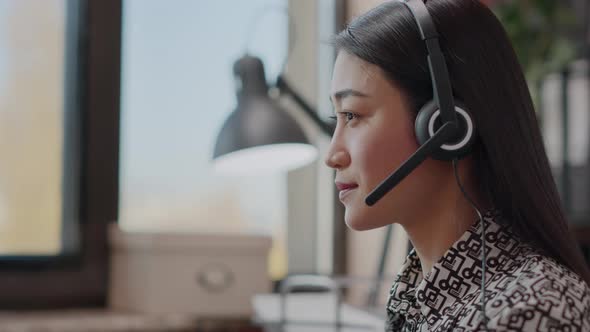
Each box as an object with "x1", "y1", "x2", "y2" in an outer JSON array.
[{"x1": 325, "y1": 51, "x2": 448, "y2": 230}]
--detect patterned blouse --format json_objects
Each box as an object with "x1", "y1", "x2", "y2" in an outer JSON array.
[{"x1": 386, "y1": 209, "x2": 590, "y2": 331}]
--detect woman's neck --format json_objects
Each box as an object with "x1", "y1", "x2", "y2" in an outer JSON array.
[
  {"x1": 405, "y1": 201, "x2": 477, "y2": 275},
  {"x1": 401, "y1": 171, "x2": 490, "y2": 275}
]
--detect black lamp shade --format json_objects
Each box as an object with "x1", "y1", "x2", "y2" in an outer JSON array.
[{"x1": 213, "y1": 55, "x2": 317, "y2": 174}]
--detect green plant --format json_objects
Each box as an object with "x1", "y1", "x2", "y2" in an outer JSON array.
[{"x1": 491, "y1": 0, "x2": 581, "y2": 83}]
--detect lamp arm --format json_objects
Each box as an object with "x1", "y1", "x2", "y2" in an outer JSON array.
[{"x1": 276, "y1": 75, "x2": 335, "y2": 136}]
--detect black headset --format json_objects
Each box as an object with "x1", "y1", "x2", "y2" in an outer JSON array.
[{"x1": 364, "y1": 0, "x2": 477, "y2": 206}]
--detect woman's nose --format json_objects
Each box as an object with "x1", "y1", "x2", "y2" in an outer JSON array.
[{"x1": 324, "y1": 148, "x2": 350, "y2": 170}]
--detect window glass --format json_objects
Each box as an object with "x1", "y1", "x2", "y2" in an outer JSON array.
[
  {"x1": 0, "y1": 0, "x2": 78, "y2": 256},
  {"x1": 120, "y1": 0, "x2": 289, "y2": 279}
]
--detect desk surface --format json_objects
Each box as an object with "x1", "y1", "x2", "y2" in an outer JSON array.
[
  {"x1": 0, "y1": 309, "x2": 262, "y2": 332},
  {"x1": 253, "y1": 293, "x2": 386, "y2": 332}
]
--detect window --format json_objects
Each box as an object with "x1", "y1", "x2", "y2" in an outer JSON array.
[
  {"x1": 0, "y1": 0, "x2": 121, "y2": 308},
  {"x1": 119, "y1": 0, "x2": 289, "y2": 279}
]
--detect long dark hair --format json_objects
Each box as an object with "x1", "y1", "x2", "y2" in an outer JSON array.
[{"x1": 333, "y1": 0, "x2": 590, "y2": 284}]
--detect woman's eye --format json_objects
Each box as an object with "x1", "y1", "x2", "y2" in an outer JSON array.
[
  {"x1": 341, "y1": 111, "x2": 359, "y2": 124},
  {"x1": 344, "y1": 112, "x2": 357, "y2": 122},
  {"x1": 330, "y1": 111, "x2": 359, "y2": 124},
  {"x1": 338, "y1": 111, "x2": 359, "y2": 123}
]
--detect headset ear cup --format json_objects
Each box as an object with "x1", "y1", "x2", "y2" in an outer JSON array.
[{"x1": 414, "y1": 100, "x2": 477, "y2": 161}]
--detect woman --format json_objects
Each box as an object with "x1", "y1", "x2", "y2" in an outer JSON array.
[{"x1": 324, "y1": 0, "x2": 590, "y2": 331}]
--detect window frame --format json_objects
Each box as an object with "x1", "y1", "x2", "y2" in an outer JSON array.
[
  {"x1": 282, "y1": 0, "x2": 347, "y2": 278},
  {"x1": 0, "y1": 0, "x2": 122, "y2": 309}
]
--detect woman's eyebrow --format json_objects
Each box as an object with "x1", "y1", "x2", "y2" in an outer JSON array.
[{"x1": 329, "y1": 89, "x2": 370, "y2": 104}]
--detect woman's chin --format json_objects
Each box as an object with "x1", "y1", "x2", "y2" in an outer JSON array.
[
  {"x1": 344, "y1": 213, "x2": 377, "y2": 231},
  {"x1": 344, "y1": 208, "x2": 392, "y2": 231}
]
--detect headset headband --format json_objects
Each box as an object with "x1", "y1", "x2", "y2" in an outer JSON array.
[{"x1": 399, "y1": 0, "x2": 457, "y2": 125}]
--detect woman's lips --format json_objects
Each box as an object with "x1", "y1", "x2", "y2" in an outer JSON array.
[
  {"x1": 338, "y1": 187, "x2": 357, "y2": 201},
  {"x1": 336, "y1": 182, "x2": 358, "y2": 201},
  {"x1": 335, "y1": 182, "x2": 358, "y2": 191}
]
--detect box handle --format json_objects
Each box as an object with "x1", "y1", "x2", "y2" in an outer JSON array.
[{"x1": 196, "y1": 263, "x2": 234, "y2": 293}]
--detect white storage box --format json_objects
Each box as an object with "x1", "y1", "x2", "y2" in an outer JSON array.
[{"x1": 108, "y1": 224, "x2": 272, "y2": 318}]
